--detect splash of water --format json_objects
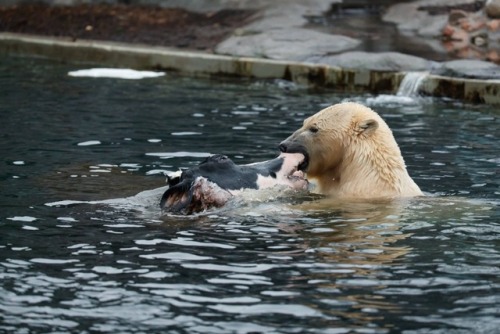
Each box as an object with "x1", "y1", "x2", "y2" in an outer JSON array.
[
  {"x1": 358, "y1": 71, "x2": 429, "y2": 106},
  {"x1": 397, "y1": 72, "x2": 428, "y2": 97}
]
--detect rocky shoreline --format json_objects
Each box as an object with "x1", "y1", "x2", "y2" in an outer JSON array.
[{"x1": 1, "y1": 0, "x2": 499, "y2": 103}]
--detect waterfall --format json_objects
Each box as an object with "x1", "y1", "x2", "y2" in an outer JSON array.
[
  {"x1": 362, "y1": 71, "x2": 428, "y2": 106},
  {"x1": 397, "y1": 72, "x2": 428, "y2": 97}
]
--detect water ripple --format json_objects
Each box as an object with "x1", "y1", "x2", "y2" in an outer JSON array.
[
  {"x1": 209, "y1": 303, "x2": 321, "y2": 317},
  {"x1": 1, "y1": 56, "x2": 500, "y2": 334}
]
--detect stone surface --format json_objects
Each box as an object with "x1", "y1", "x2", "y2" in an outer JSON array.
[
  {"x1": 216, "y1": 29, "x2": 360, "y2": 62},
  {"x1": 383, "y1": 0, "x2": 485, "y2": 37},
  {"x1": 486, "y1": 0, "x2": 500, "y2": 18},
  {"x1": 313, "y1": 51, "x2": 434, "y2": 72},
  {"x1": 433, "y1": 59, "x2": 500, "y2": 78},
  {"x1": 383, "y1": 0, "x2": 500, "y2": 64},
  {"x1": 383, "y1": 0, "x2": 449, "y2": 37},
  {"x1": 242, "y1": 1, "x2": 335, "y2": 31},
  {"x1": 214, "y1": 1, "x2": 352, "y2": 62}
]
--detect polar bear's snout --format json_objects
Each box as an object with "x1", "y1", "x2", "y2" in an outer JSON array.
[{"x1": 279, "y1": 140, "x2": 309, "y2": 172}]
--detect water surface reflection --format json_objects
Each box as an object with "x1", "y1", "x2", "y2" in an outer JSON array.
[{"x1": 1, "y1": 56, "x2": 499, "y2": 333}]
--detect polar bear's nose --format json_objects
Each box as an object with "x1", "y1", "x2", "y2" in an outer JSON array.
[{"x1": 279, "y1": 143, "x2": 288, "y2": 152}]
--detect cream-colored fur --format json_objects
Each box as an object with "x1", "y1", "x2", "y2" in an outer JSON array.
[{"x1": 280, "y1": 102, "x2": 423, "y2": 199}]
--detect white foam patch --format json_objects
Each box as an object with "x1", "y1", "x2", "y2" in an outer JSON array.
[
  {"x1": 31, "y1": 258, "x2": 79, "y2": 264},
  {"x1": 57, "y1": 217, "x2": 78, "y2": 222},
  {"x1": 146, "y1": 152, "x2": 211, "y2": 159},
  {"x1": 139, "y1": 252, "x2": 213, "y2": 261},
  {"x1": 103, "y1": 224, "x2": 144, "y2": 228},
  {"x1": 120, "y1": 163, "x2": 142, "y2": 168},
  {"x1": 363, "y1": 95, "x2": 417, "y2": 106},
  {"x1": 7, "y1": 216, "x2": 37, "y2": 222},
  {"x1": 92, "y1": 266, "x2": 123, "y2": 274},
  {"x1": 44, "y1": 186, "x2": 168, "y2": 219},
  {"x1": 77, "y1": 140, "x2": 101, "y2": 146},
  {"x1": 171, "y1": 132, "x2": 202, "y2": 136},
  {"x1": 68, "y1": 68, "x2": 165, "y2": 80},
  {"x1": 145, "y1": 169, "x2": 169, "y2": 176}
]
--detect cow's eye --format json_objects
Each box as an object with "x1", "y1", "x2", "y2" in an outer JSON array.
[{"x1": 309, "y1": 126, "x2": 318, "y2": 133}]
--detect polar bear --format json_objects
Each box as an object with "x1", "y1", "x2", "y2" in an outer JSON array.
[{"x1": 279, "y1": 102, "x2": 423, "y2": 199}]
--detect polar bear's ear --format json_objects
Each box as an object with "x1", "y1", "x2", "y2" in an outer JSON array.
[{"x1": 359, "y1": 119, "x2": 378, "y2": 135}]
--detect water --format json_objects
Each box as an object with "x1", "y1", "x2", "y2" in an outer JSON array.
[
  {"x1": 364, "y1": 72, "x2": 429, "y2": 106},
  {"x1": 396, "y1": 72, "x2": 427, "y2": 97},
  {"x1": 1, "y1": 56, "x2": 499, "y2": 334}
]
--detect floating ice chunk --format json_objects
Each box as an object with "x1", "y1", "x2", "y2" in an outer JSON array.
[{"x1": 68, "y1": 68, "x2": 165, "y2": 80}]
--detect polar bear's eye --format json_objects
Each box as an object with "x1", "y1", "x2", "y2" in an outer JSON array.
[{"x1": 309, "y1": 126, "x2": 319, "y2": 133}]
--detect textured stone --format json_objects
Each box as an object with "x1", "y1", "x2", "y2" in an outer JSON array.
[
  {"x1": 433, "y1": 59, "x2": 500, "y2": 78},
  {"x1": 216, "y1": 29, "x2": 360, "y2": 61},
  {"x1": 383, "y1": 1, "x2": 445, "y2": 37},
  {"x1": 383, "y1": 0, "x2": 478, "y2": 37},
  {"x1": 313, "y1": 51, "x2": 434, "y2": 72},
  {"x1": 485, "y1": 0, "x2": 500, "y2": 18}
]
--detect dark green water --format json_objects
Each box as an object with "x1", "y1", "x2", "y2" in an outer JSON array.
[{"x1": 1, "y1": 56, "x2": 499, "y2": 333}]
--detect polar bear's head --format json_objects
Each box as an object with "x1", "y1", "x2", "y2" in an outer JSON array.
[
  {"x1": 278, "y1": 102, "x2": 421, "y2": 197},
  {"x1": 280, "y1": 102, "x2": 395, "y2": 177}
]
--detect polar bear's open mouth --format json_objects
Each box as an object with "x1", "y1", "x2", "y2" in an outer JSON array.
[
  {"x1": 286, "y1": 150, "x2": 309, "y2": 172},
  {"x1": 298, "y1": 153, "x2": 309, "y2": 172},
  {"x1": 278, "y1": 152, "x2": 308, "y2": 182},
  {"x1": 279, "y1": 143, "x2": 309, "y2": 172}
]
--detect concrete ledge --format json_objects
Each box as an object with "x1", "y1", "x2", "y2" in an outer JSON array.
[
  {"x1": 420, "y1": 74, "x2": 500, "y2": 105},
  {"x1": 1, "y1": 32, "x2": 499, "y2": 104},
  {"x1": 0, "y1": 32, "x2": 395, "y2": 92}
]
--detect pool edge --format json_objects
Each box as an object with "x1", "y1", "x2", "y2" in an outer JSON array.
[{"x1": 1, "y1": 32, "x2": 499, "y2": 105}]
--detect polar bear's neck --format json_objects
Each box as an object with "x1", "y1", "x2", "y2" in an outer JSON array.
[{"x1": 320, "y1": 135, "x2": 421, "y2": 198}]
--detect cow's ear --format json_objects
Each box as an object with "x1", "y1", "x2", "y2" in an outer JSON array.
[{"x1": 358, "y1": 119, "x2": 378, "y2": 135}]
